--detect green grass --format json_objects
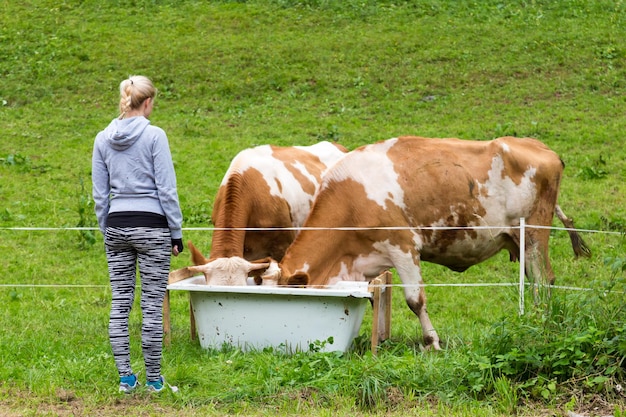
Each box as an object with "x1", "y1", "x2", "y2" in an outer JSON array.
[{"x1": 1, "y1": 0, "x2": 626, "y2": 415}]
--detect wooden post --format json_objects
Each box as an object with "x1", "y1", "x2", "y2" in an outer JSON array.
[
  {"x1": 519, "y1": 217, "x2": 520, "y2": 316},
  {"x1": 369, "y1": 276, "x2": 382, "y2": 355},
  {"x1": 368, "y1": 271, "x2": 393, "y2": 355},
  {"x1": 380, "y1": 270, "x2": 392, "y2": 341}
]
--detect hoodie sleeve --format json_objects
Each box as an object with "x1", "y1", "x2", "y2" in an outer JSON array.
[
  {"x1": 151, "y1": 128, "x2": 183, "y2": 239},
  {"x1": 92, "y1": 136, "x2": 111, "y2": 235}
]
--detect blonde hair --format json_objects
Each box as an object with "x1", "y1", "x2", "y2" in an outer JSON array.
[{"x1": 118, "y1": 75, "x2": 157, "y2": 119}]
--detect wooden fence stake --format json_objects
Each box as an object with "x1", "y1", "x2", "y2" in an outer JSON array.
[{"x1": 369, "y1": 271, "x2": 392, "y2": 355}]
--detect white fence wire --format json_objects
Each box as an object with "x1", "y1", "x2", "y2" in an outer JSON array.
[{"x1": 1, "y1": 220, "x2": 623, "y2": 316}]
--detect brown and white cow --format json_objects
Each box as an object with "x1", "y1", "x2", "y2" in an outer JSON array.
[
  {"x1": 186, "y1": 141, "x2": 348, "y2": 285},
  {"x1": 261, "y1": 136, "x2": 590, "y2": 350}
]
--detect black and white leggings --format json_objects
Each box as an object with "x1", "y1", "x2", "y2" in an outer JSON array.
[{"x1": 104, "y1": 227, "x2": 171, "y2": 382}]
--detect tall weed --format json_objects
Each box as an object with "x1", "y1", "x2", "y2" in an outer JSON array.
[{"x1": 470, "y1": 270, "x2": 626, "y2": 401}]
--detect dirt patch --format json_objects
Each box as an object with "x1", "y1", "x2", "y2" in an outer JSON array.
[
  {"x1": 1, "y1": 389, "x2": 624, "y2": 417},
  {"x1": 0, "y1": 395, "x2": 174, "y2": 417}
]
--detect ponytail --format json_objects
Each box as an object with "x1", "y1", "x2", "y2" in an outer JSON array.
[{"x1": 118, "y1": 75, "x2": 157, "y2": 119}]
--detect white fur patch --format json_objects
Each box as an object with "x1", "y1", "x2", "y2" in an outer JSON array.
[
  {"x1": 222, "y1": 142, "x2": 345, "y2": 227},
  {"x1": 324, "y1": 239, "x2": 415, "y2": 286},
  {"x1": 294, "y1": 142, "x2": 346, "y2": 171},
  {"x1": 326, "y1": 138, "x2": 404, "y2": 209},
  {"x1": 477, "y1": 154, "x2": 537, "y2": 223}
]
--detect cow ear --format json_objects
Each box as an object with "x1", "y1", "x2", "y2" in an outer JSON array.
[
  {"x1": 187, "y1": 264, "x2": 211, "y2": 285},
  {"x1": 188, "y1": 240, "x2": 208, "y2": 265},
  {"x1": 247, "y1": 257, "x2": 273, "y2": 277},
  {"x1": 169, "y1": 267, "x2": 195, "y2": 283},
  {"x1": 248, "y1": 264, "x2": 271, "y2": 286},
  {"x1": 287, "y1": 273, "x2": 309, "y2": 287}
]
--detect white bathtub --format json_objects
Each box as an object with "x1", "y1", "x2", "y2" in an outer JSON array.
[{"x1": 167, "y1": 276, "x2": 372, "y2": 353}]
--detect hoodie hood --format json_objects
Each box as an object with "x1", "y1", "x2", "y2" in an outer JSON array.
[{"x1": 103, "y1": 116, "x2": 151, "y2": 150}]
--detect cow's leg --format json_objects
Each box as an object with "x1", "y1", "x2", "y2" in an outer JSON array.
[
  {"x1": 406, "y1": 285, "x2": 441, "y2": 351},
  {"x1": 523, "y1": 225, "x2": 555, "y2": 303},
  {"x1": 395, "y1": 260, "x2": 441, "y2": 351}
]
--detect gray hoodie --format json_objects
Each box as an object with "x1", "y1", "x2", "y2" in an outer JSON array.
[{"x1": 92, "y1": 116, "x2": 183, "y2": 239}]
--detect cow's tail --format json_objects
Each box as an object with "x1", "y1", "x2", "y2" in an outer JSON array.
[{"x1": 555, "y1": 204, "x2": 592, "y2": 258}]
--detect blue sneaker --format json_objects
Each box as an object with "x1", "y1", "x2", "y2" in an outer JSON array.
[
  {"x1": 146, "y1": 375, "x2": 165, "y2": 393},
  {"x1": 146, "y1": 375, "x2": 178, "y2": 393},
  {"x1": 119, "y1": 373, "x2": 139, "y2": 393}
]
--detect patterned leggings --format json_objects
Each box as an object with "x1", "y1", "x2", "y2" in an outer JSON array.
[{"x1": 104, "y1": 227, "x2": 171, "y2": 382}]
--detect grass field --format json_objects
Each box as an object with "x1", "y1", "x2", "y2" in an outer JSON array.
[{"x1": 1, "y1": 1, "x2": 625, "y2": 416}]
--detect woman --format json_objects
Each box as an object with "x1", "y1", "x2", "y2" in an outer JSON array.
[{"x1": 92, "y1": 75, "x2": 183, "y2": 393}]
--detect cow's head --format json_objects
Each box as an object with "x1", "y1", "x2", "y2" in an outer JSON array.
[
  {"x1": 187, "y1": 257, "x2": 270, "y2": 286},
  {"x1": 186, "y1": 241, "x2": 270, "y2": 286}
]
